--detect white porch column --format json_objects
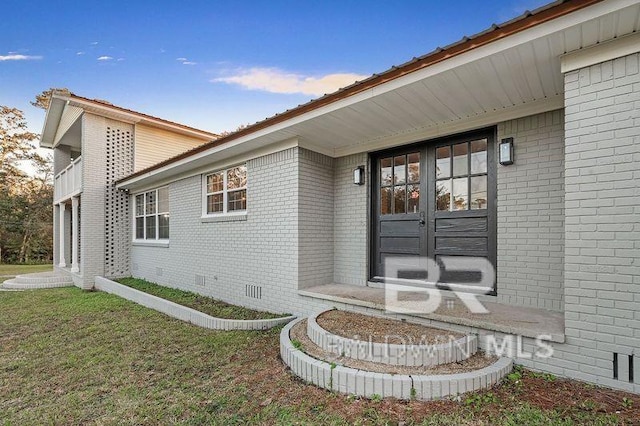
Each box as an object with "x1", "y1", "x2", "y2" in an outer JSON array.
[
  {"x1": 58, "y1": 202, "x2": 66, "y2": 267},
  {"x1": 71, "y1": 197, "x2": 79, "y2": 273}
]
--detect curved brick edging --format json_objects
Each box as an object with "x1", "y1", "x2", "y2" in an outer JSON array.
[
  {"x1": 95, "y1": 276, "x2": 295, "y2": 330},
  {"x1": 307, "y1": 310, "x2": 477, "y2": 367},
  {"x1": 281, "y1": 318, "x2": 513, "y2": 400}
]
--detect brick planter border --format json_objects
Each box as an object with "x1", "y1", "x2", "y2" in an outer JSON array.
[
  {"x1": 95, "y1": 276, "x2": 295, "y2": 330},
  {"x1": 308, "y1": 310, "x2": 477, "y2": 367},
  {"x1": 282, "y1": 317, "x2": 512, "y2": 400}
]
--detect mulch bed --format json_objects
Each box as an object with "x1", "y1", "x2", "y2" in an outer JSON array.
[
  {"x1": 316, "y1": 309, "x2": 463, "y2": 344},
  {"x1": 291, "y1": 319, "x2": 496, "y2": 374}
]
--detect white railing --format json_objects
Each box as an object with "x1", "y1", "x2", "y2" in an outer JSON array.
[{"x1": 54, "y1": 156, "x2": 82, "y2": 202}]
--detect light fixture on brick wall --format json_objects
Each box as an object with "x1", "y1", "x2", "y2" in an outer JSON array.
[
  {"x1": 499, "y1": 137, "x2": 514, "y2": 166},
  {"x1": 353, "y1": 166, "x2": 365, "y2": 185}
]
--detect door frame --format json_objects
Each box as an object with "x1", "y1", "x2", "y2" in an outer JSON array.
[{"x1": 369, "y1": 127, "x2": 498, "y2": 295}]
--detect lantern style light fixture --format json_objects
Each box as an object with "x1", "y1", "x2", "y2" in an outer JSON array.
[
  {"x1": 353, "y1": 166, "x2": 365, "y2": 185},
  {"x1": 499, "y1": 137, "x2": 514, "y2": 166}
]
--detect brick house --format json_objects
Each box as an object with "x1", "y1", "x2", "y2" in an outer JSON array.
[{"x1": 42, "y1": 0, "x2": 640, "y2": 394}]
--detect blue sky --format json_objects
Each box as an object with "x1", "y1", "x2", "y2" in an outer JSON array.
[{"x1": 2, "y1": 0, "x2": 550, "y2": 136}]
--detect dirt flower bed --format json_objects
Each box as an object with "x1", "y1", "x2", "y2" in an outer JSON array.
[
  {"x1": 316, "y1": 309, "x2": 464, "y2": 344},
  {"x1": 291, "y1": 319, "x2": 496, "y2": 375},
  {"x1": 116, "y1": 277, "x2": 287, "y2": 320}
]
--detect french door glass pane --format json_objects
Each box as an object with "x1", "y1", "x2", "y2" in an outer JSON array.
[
  {"x1": 393, "y1": 156, "x2": 406, "y2": 185},
  {"x1": 470, "y1": 175, "x2": 488, "y2": 210},
  {"x1": 393, "y1": 186, "x2": 406, "y2": 214},
  {"x1": 452, "y1": 143, "x2": 468, "y2": 176},
  {"x1": 407, "y1": 152, "x2": 420, "y2": 183},
  {"x1": 407, "y1": 185, "x2": 420, "y2": 213},
  {"x1": 470, "y1": 139, "x2": 488, "y2": 174},
  {"x1": 380, "y1": 187, "x2": 391, "y2": 215},
  {"x1": 380, "y1": 158, "x2": 392, "y2": 186},
  {"x1": 436, "y1": 146, "x2": 450, "y2": 178},
  {"x1": 436, "y1": 180, "x2": 451, "y2": 211},
  {"x1": 452, "y1": 177, "x2": 468, "y2": 210}
]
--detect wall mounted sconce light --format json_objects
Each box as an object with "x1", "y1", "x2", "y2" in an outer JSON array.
[
  {"x1": 499, "y1": 137, "x2": 514, "y2": 166},
  {"x1": 353, "y1": 166, "x2": 365, "y2": 185}
]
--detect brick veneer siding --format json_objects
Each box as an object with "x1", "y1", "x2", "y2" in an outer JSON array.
[
  {"x1": 131, "y1": 147, "x2": 331, "y2": 316},
  {"x1": 299, "y1": 149, "x2": 335, "y2": 289},
  {"x1": 561, "y1": 52, "x2": 640, "y2": 392},
  {"x1": 78, "y1": 114, "x2": 134, "y2": 289},
  {"x1": 496, "y1": 110, "x2": 565, "y2": 311},
  {"x1": 334, "y1": 153, "x2": 369, "y2": 286}
]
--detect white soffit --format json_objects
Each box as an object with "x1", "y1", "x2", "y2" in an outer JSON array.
[{"x1": 561, "y1": 31, "x2": 640, "y2": 73}]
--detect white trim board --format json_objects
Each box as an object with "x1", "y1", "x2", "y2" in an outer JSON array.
[{"x1": 561, "y1": 32, "x2": 640, "y2": 73}]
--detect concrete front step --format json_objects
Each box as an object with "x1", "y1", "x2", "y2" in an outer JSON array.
[
  {"x1": 308, "y1": 310, "x2": 477, "y2": 367},
  {"x1": 281, "y1": 317, "x2": 513, "y2": 401},
  {"x1": 1, "y1": 272, "x2": 74, "y2": 289}
]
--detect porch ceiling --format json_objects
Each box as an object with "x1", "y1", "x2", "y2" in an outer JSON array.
[
  {"x1": 290, "y1": 1, "x2": 640, "y2": 156},
  {"x1": 117, "y1": 0, "x2": 640, "y2": 191}
]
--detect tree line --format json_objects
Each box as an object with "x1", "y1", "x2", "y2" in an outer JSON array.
[{"x1": 0, "y1": 91, "x2": 56, "y2": 264}]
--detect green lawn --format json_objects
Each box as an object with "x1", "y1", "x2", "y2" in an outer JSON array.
[
  {"x1": 116, "y1": 277, "x2": 286, "y2": 320},
  {"x1": 0, "y1": 288, "x2": 638, "y2": 425},
  {"x1": 0, "y1": 263, "x2": 52, "y2": 283}
]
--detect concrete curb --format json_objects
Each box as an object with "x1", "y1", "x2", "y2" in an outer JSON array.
[
  {"x1": 307, "y1": 310, "x2": 477, "y2": 367},
  {"x1": 281, "y1": 317, "x2": 512, "y2": 400},
  {"x1": 95, "y1": 276, "x2": 296, "y2": 331}
]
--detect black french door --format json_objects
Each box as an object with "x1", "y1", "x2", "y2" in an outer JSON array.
[{"x1": 371, "y1": 128, "x2": 497, "y2": 293}]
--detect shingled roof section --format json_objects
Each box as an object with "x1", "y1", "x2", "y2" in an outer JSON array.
[{"x1": 117, "y1": 0, "x2": 602, "y2": 185}]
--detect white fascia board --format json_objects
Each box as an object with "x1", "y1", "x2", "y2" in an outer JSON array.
[
  {"x1": 561, "y1": 32, "x2": 640, "y2": 73},
  {"x1": 117, "y1": 137, "x2": 300, "y2": 192},
  {"x1": 117, "y1": 0, "x2": 631, "y2": 187},
  {"x1": 66, "y1": 98, "x2": 215, "y2": 140}
]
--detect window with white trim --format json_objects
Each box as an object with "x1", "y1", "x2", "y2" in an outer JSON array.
[
  {"x1": 135, "y1": 187, "x2": 169, "y2": 240},
  {"x1": 204, "y1": 165, "x2": 247, "y2": 215}
]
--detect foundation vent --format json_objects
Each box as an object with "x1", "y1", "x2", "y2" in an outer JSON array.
[
  {"x1": 613, "y1": 353, "x2": 635, "y2": 383},
  {"x1": 195, "y1": 274, "x2": 205, "y2": 287},
  {"x1": 245, "y1": 284, "x2": 262, "y2": 299}
]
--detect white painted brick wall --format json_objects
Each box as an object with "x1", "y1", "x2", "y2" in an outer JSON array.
[
  {"x1": 497, "y1": 110, "x2": 565, "y2": 311},
  {"x1": 560, "y1": 52, "x2": 640, "y2": 393},
  {"x1": 131, "y1": 147, "x2": 331, "y2": 316},
  {"x1": 299, "y1": 149, "x2": 334, "y2": 288},
  {"x1": 334, "y1": 153, "x2": 368, "y2": 286}
]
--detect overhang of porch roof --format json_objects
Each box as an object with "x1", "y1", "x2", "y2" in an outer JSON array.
[{"x1": 117, "y1": 0, "x2": 640, "y2": 192}]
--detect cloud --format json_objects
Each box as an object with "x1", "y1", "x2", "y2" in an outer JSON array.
[
  {"x1": 97, "y1": 56, "x2": 113, "y2": 61},
  {"x1": 0, "y1": 54, "x2": 42, "y2": 61},
  {"x1": 182, "y1": 61, "x2": 196, "y2": 65},
  {"x1": 213, "y1": 67, "x2": 368, "y2": 96},
  {"x1": 76, "y1": 51, "x2": 85, "y2": 55},
  {"x1": 176, "y1": 57, "x2": 187, "y2": 61},
  {"x1": 90, "y1": 41, "x2": 98, "y2": 45},
  {"x1": 117, "y1": 58, "x2": 125, "y2": 62}
]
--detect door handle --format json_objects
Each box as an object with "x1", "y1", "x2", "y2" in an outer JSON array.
[{"x1": 419, "y1": 211, "x2": 426, "y2": 226}]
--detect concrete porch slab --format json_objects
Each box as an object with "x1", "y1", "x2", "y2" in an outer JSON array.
[{"x1": 299, "y1": 284, "x2": 565, "y2": 343}]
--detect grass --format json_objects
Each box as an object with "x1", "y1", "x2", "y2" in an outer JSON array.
[
  {"x1": 115, "y1": 277, "x2": 287, "y2": 320},
  {"x1": 1, "y1": 288, "x2": 639, "y2": 425},
  {"x1": 0, "y1": 263, "x2": 52, "y2": 283}
]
